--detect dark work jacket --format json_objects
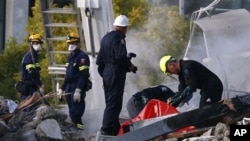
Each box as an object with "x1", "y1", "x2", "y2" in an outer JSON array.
[
  {"x1": 178, "y1": 59, "x2": 222, "y2": 93},
  {"x1": 133, "y1": 85, "x2": 175, "y2": 104},
  {"x1": 61, "y1": 48, "x2": 90, "y2": 91},
  {"x1": 21, "y1": 48, "x2": 42, "y2": 87},
  {"x1": 96, "y1": 30, "x2": 131, "y2": 77}
]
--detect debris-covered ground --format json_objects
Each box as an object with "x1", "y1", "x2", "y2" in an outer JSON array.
[
  {"x1": 0, "y1": 93, "x2": 88, "y2": 141},
  {"x1": 1, "y1": 92, "x2": 250, "y2": 141}
]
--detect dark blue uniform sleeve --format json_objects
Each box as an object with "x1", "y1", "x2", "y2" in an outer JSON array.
[
  {"x1": 96, "y1": 47, "x2": 105, "y2": 77},
  {"x1": 76, "y1": 53, "x2": 90, "y2": 91},
  {"x1": 61, "y1": 50, "x2": 90, "y2": 91},
  {"x1": 61, "y1": 56, "x2": 70, "y2": 91},
  {"x1": 97, "y1": 30, "x2": 131, "y2": 73},
  {"x1": 113, "y1": 36, "x2": 131, "y2": 69},
  {"x1": 22, "y1": 52, "x2": 42, "y2": 87}
]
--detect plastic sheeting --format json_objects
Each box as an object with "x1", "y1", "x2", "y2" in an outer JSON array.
[
  {"x1": 203, "y1": 52, "x2": 250, "y2": 99},
  {"x1": 194, "y1": 9, "x2": 250, "y2": 57},
  {"x1": 185, "y1": 9, "x2": 250, "y2": 99}
]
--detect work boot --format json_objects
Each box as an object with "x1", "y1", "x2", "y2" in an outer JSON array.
[
  {"x1": 100, "y1": 130, "x2": 113, "y2": 136},
  {"x1": 71, "y1": 116, "x2": 84, "y2": 130},
  {"x1": 76, "y1": 123, "x2": 84, "y2": 130}
]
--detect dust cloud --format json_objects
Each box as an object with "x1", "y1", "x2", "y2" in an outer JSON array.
[{"x1": 82, "y1": 7, "x2": 250, "y2": 138}]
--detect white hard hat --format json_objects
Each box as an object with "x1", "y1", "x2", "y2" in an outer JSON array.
[{"x1": 113, "y1": 15, "x2": 129, "y2": 27}]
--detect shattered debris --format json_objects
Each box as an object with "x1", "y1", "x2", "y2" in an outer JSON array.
[
  {"x1": 1, "y1": 94, "x2": 250, "y2": 141},
  {"x1": 0, "y1": 95, "x2": 87, "y2": 141}
]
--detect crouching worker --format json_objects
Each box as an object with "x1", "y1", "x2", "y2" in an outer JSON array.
[
  {"x1": 127, "y1": 85, "x2": 176, "y2": 119},
  {"x1": 159, "y1": 55, "x2": 223, "y2": 108}
]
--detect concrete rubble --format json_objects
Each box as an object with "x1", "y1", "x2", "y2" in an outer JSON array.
[
  {"x1": 0, "y1": 95, "x2": 250, "y2": 141},
  {"x1": 0, "y1": 96, "x2": 87, "y2": 141}
]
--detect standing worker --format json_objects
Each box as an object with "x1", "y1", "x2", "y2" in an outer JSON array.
[
  {"x1": 159, "y1": 55, "x2": 223, "y2": 107},
  {"x1": 127, "y1": 85, "x2": 176, "y2": 119},
  {"x1": 57, "y1": 32, "x2": 91, "y2": 130},
  {"x1": 96, "y1": 15, "x2": 138, "y2": 136},
  {"x1": 19, "y1": 34, "x2": 45, "y2": 110}
]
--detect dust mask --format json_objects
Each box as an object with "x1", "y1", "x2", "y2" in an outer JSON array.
[
  {"x1": 33, "y1": 44, "x2": 42, "y2": 51},
  {"x1": 68, "y1": 44, "x2": 77, "y2": 51}
]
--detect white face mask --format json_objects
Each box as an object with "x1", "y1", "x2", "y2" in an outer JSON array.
[
  {"x1": 68, "y1": 44, "x2": 77, "y2": 51},
  {"x1": 33, "y1": 44, "x2": 42, "y2": 51}
]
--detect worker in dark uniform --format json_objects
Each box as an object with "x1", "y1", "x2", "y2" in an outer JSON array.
[
  {"x1": 57, "y1": 32, "x2": 90, "y2": 130},
  {"x1": 96, "y1": 15, "x2": 137, "y2": 136},
  {"x1": 20, "y1": 34, "x2": 44, "y2": 111},
  {"x1": 159, "y1": 55, "x2": 223, "y2": 107},
  {"x1": 127, "y1": 85, "x2": 176, "y2": 119}
]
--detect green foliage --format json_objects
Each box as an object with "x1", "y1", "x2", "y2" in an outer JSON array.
[
  {"x1": 137, "y1": 5, "x2": 189, "y2": 58},
  {"x1": 0, "y1": 38, "x2": 27, "y2": 100},
  {"x1": 113, "y1": 0, "x2": 149, "y2": 28},
  {"x1": 0, "y1": 0, "x2": 190, "y2": 101}
]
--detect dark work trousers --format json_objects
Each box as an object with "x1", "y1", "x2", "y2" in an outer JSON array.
[
  {"x1": 65, "y1": 82, "x2": 86, "y2": 125},
  {"x1": 199, "y1": 77, "x2": 223, "y2": 107},
  {"x1": 101, "y1": 65, "x2": 126, "y2": 136},
  {"x1": 127, "y1": 96, "x2": 144, "y2": 119}
]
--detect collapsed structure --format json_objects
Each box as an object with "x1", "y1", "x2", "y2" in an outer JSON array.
[
  {"x1": 100, "y1": 0, "x2": 250, "y2": 140},
  {"x1": 1, "y1": 0, "x2": 250, "y2": 140}
]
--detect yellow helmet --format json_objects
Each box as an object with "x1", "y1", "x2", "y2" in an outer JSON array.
[
  {"x1": 66, "y1": 32, "x2": 80, "y2": 43},
  {"x1": 29, "y1": 34, "x2": 43, "y2": 43},
  {"x1": 159, "y1": 55, "x2": 175, "y2": 75}
]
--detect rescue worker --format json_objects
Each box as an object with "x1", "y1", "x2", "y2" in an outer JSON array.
[
  {"x1": 57, "y1": 32, "x2": 90, "y2": 130},
  {"x1": 127, "y1": 85, "x2": 176, "y2": 119},
  {"x1": 20, "y1": 34, "x2": 44, "y2": 110},
  {"x1": 159, "y1": 55, "x2": 223, "y2": 107},
  {"x1": 96, "y1": 15, "x2": 138, "y2": 136}
]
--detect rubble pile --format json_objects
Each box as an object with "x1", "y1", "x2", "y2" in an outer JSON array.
[
  {"x1": 1, "y1": 94, "x2": 250, "y2": 141},
  {"x1": 180, "y1": 122, "x2": 230, "y2": 141},
  {"x1": 0, "y1": 96, "x2": 87, "y2": 141}
]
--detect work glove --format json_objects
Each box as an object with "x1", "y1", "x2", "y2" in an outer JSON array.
[
  {"x1": 85, "y1": 79, "x2": 92, "y2": 91},
  {"x1": 39, "y1": 85, "x2": 45, "y2": 94},
  {"x1": 129, "y1": 64, "x2": 138, "y2": 73},
  {"x1": 73, "y1": 88, "x2": 81, "y2": 102},
  {"x1": 175, "y1": 92, "x2": 193, "y2": 107},
  {"x1": 167, "y1": 86, "x2": 192, "y2": 107},
  {"x1": 57, "y1": 89, "x2": 65, "y2": 101},
  {"x1": 127, "y1": 52, "x2": 136, "y2": 60},
  {"x1": 167, "y1": 94, "x2": 183, "y2": 107}
]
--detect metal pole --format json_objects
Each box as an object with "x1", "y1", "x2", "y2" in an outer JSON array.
[
  {"x1": 85, "y1": 8, "x2": 96, "y2": 58},
  {"x1": 179, "y1": 0, "x2": 184, "y2": 16}
]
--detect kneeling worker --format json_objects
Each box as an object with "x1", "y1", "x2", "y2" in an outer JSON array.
[{"x1": 127, "y1": 85, "x2": 176, "y2": 119}]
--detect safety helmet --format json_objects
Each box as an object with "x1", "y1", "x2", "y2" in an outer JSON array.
[
  {"x1": 29, "y1": 34, "x2": 43, "y2": 44},
  {"x1": 159, "y1": 55, "x2": 176, "y2": 75},
  {"x1": 66, "y1": 32, "x2": 80, "y2": 43},
  {"x1": 113, "y1": 15, "x2": 129, "y2": 27}
]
